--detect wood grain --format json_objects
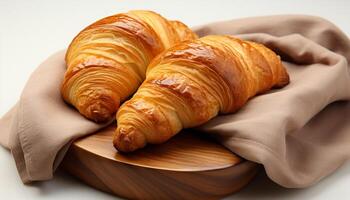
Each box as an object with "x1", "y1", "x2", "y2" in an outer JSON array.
[{"x1": 61, "y1": 123, "x2": 259, "y2": 199}]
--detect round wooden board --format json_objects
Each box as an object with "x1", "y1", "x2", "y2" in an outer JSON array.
[{"x1": 61, "y1": 123, "x2": 259, "y2": 199}]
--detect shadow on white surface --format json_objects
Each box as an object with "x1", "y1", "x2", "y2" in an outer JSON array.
[
  {"x1": 0, "y1": 147, "x2": 118, "y2": 200},
  {"x1": 33, "y1": 169, "x2": 118, "y2": 200},
  {"x1": 227, "y1": 162, "x2": 350, "y2": 199}
]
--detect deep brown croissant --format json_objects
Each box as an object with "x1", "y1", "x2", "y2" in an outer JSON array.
[
  {"x1": 114, "y1": 35, "x2": 290, "y2": 152},
  {"x1": 61, "y1": 10, "x2": 197, "y2": 122}
]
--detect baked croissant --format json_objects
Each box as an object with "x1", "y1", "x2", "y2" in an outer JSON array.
[
  {"x1": 61, "y1": 10, "x2": 197, "y2": 122},
  {"x1": 114, "y1": 35, "x2": 290, "y2": 152}
]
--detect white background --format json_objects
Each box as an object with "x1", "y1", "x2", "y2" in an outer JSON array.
[{"x1": 1, "y1": 0, "x2": 350, "y2": 199}]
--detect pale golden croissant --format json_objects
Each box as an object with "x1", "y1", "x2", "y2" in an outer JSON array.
[
  {"x1": 61, "y1": 10, "x2": 197, "y2": 122},
  {"x1": 114, "y1": 35, "x2": 290, "y2": 152}
]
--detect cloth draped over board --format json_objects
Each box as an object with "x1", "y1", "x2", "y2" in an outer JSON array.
[{"x1": 0, "y1": 15, "x2": 349, "y2": 188}]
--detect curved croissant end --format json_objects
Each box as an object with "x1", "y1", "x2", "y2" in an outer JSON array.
[
  {"x1": 114, "y1": 35, "x2": 289, "y2": 152},
  {"x1": 61, "y1": 10, "x2": 197, "y2": 122}
]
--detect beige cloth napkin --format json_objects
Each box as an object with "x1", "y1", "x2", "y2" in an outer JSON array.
[{"x1": 1, "y1": 15, "x2": 350, "y2": 188}]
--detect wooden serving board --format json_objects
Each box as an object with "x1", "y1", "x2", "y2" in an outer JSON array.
[{"x1": 61, "y1": 123, "x2": 259, "y2": 199}]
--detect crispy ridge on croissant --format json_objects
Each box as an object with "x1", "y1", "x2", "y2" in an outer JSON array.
[
  {"x1": 61, "y1": 10, "x2": 197, "y2": 122},
  {"x1": 114, "y1": 35, "x2": 290, "y2": 152}
]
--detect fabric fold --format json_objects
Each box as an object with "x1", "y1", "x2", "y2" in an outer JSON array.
[{"x1": 194, "y1": 15, "x2": 350, "y2": 187}]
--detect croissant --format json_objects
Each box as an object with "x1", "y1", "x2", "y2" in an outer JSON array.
[
  {"x1": 61, "y1": 10, "x2": 197, "y2": 122},
  {"x1": 114, "y1": 35, "x2": 290, "y2": 152}
]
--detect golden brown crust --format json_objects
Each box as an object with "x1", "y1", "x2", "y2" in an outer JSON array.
[
  {"x1": 61, "y1": 10, "x2": 197, "y2": 122},
  {"x1": 169, "y1": 20, "x2": 198, "y2": 41},
  {"x1": 114, "y1": 35, "x2": 290, "y2": 152}
]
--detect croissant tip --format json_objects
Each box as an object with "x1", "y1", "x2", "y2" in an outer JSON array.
[
  {"x1": 113, "y1": 126, "x2": 146, "y2": 152},
  {"x1": 85, "y1": 101, "x2": 117, "y2": 123}
]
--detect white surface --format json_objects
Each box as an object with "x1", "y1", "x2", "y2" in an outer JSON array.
[{"x1": 0, "y1": 0, "x2": 349, "y2": 199}]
